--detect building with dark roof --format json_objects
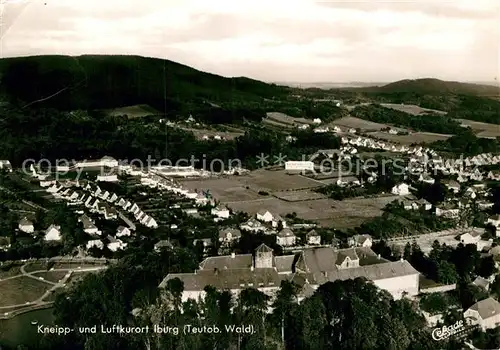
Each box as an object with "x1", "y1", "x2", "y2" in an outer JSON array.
[{"x1": 159, "y1": 245, "x2": 420, "y2": 302}]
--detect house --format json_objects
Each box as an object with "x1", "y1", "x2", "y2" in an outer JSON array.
[
  {"x1": 256, "y1": 210, "x2": 274, "y2": 223},
  {"x1": 443, "y1": 180, "x2": 460, "y2": 193},
  {"x1": 116, "y1": 226, "x2": 131, "y2": 237},
  {"x1": 240, "y1": 218, "x2": 266, "y2": 233},
  {"x1": 193, "y1": 238, "x2": 213, "y2": 251},
  {"x1": 276, "y1": 228, "x2": 296, "y2": 247},
  {"x1": 219, "y1": 228, "x2": 242, "y2": 243},
  {"x1": 415, "y1": 198, "x2": 432, "y2": 211},
  {"x1": 313, "y1": 118, "x2": 322, "y2": 124},
  {"x1": 18, "y1": 217, "x2": 34, "y2": 233},
  {"x1": 86, "y1": 239, "x2": 104, "y2": 250},
  {"x1": 464, "y1": 297, "x2": 500, "y2": 331},
  {"x1": 391, "y1": 183, "x2": 410, "y2": 196},
  {"x1": 97, "y1": 174, "x2": 118, "y2": 182},
  {"x1": 159, "y1": 245, "x2": 420, "y2": 303},
  {"x1": 0, "y1": 160, "x2": 13, "y2": 172},
  {"x1": 284, "y1": 161, "x2": 314, "y2": 172},
  {"x1": 435, "y1": 204, "x2": 460, "y2": 218},
  {"x1": 402, "y1": 200, "x2": 418, "y2": 211},
  {"x1": 211, "y1": 205, "x2": 230, "y2": 219},
  {"x1": 460, "y1": 231, "x2": 482, "y2": 245},
  {"x1": 487, "y1": 215, "x2": 500, "y2": 228},
  {"x1": 349, "y1": 234, "x2": 373, "y2": 248},
  {"x1": 473, "y1": 277, "x2": 491, "y2": 291},
  {"x1": 306, "y1": 230, "x2": 321, "y2": 245},
  {"x1": 79, "y1": 215, "x2": 100, "y2": 235},
  {"x1": 418, "y1": 174, "x2": 435, "y2": 185},
  {"x1": 107, "y1": 236, "x2": 127, "y2": 252},
  {"x1": 44, "y1": 225, "x2": 62, "y2": 241},
  {"x1": 154, "y1": 240, "x2": 173, "y2": 252},
  {"x1": 0, "y1": 236, "x2": 11, "y2": 250}
]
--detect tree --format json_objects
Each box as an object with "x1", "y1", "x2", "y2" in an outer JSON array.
[{"x1": 477, "y1": 256, "x2": 496, "y2": 278}]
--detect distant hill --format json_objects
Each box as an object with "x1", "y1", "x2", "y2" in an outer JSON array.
[
  {"x1": 0, "y1": 55, "x2": 290, "y2": 111},
  {"x1": 349, "y1": 78, "x2": 500, "y2": 97}
]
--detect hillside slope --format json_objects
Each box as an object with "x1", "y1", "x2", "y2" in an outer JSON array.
[
  {"x1": 0, "y1": 55, "x2": 290, "y2": 111},
  {"x1": 351, "y1": 78, "x2": 500, "y2": 97}
]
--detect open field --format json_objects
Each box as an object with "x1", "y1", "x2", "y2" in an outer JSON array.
[
  {"x1": 228, "y1": 195, "x2": 398, "y2": 229},
  {"x1": 266, "y1": 112, "x2": 314, "y2": 126},
  {"x1": 330, "y1": 116, "x2": 391, "y2": 131},
  {"x1": 179, "y1": 127, "x2": 244, "y2": 140},
  {"x1": 380, "y1": 103, "x2": 447, "y2": 115},
  {"x1": 457, "y1": 119, "x2": 500, "y2": 139},
  {"x1": 181, "y1": 170, "x2": 396, "y2": 228},
  {"x1": 0, "y1": 277, "x2": 51, "y2": 307},
  {"x1": 477, "y1": 131, "x2": 500, "y2": 139},
  {"x1": 32, "y1": 271, "x2": 69, "y2": 283},
  {"x1": 105, "y1": 104, "x2": 160, "y2": 118},
  {"x1": 180, "y1": 178, "x2": 263, "y2": 202},
  {"x1": 367, "y1": 131, "x2": 452, "y2": 144},
  {"x1": 262, "y1": 118, "x2": 294, "y2": 129},
  {"x1": 239, "y1": 169, "x2": 323, "y2": 192},
  {"x1": 272, "y1": 190, "x2": 327, "y2": 202}
]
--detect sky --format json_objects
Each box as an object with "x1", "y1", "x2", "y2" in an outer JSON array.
[{"x1": 0, "y1": 0, "x2": 499, "y2": 83}]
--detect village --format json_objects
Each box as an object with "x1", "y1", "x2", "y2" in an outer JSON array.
[{"x1": 0, "y1": 113, "x2": 499, "y2": 343}]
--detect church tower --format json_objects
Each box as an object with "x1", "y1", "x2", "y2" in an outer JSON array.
[{"x1": 254, "y1": 244, "x2": 274, "y2": 269}]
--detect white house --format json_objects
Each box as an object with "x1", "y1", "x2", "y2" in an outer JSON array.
[
  {"x1": 240, "y1": 218, "x2": 266, "y2": 233},
  {"x1": 460, "y1": 231, "x2": 482, "y2": 245},
  {"x1": 487, "y1": 215, "x2": 500, "y2": 228},
  {"x1": 107, "y1": 236, "x2": 127, "y2": 252},
  {"x1": 86, "y1": 239, "x2": 104, "y2": 250},
  {"x1": 276, "y1": 228, "x2": 296, "y2": 247},
  {"x1": 219, "y1": 228, "x2": 242, "y2": 243},
  {"x1": 0, "y1": 160, "x2": 13, "y2": 172},
  {"x1": 211, "y1": 205, "x2": 230, "y2": 219},
  {"x1": 313, "y1": 118, "x2": 322, "y2": 124},
  {"x1": 18, "y1": 218, "x2": 34, "y2": 234},
  {"x1": 284, "y1": 161, "x2": 314, "y2": 172},
  {"x1": 116, "y1": 226, "x2": 132, "y2": 237},
  {"x1": 44, "y1": 225, "x2": 62, "y2": 241},
  {"x1": 464, "y1": 297, "x2": 500, "y2": 331},
  {"x1": 391, "y1": 183, "x2": 410, "y2": 196},
  {"x1": 306, "y1": 230, "x2": 321, "y2": 245},
  {"x1": 349, "y1": 234, "x2": 373, "y2": 248},
  {"x1": 256, "y1": 210, "x2": 274, "y2": 223}
]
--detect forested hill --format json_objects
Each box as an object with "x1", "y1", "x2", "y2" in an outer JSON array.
[
  {"x1": 0, "y1": 55, "x2": 291, "y2": 111},
  {"x1": 347, "y1": 78, "x2": 500, "y2": 97}
]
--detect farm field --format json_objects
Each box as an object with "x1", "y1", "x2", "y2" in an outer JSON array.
[
  {"x1": 266, "y1": 112, "x2": 314, "y2": 126},
  {"x1": 179, "y1": 178, "x2": 263, "y2": 202},
  {"x1": 105, "y1": 104, "x2": 160, "y2": 118},
  {"x1": 367, "y1": 131, "x2": 452, "y2": 144},
  {"x1": 262, "y1": 118, "x2": 294, "y2": 129},
  {"x1": 457, "y1": 119, "x2": 500, "y2": 138},
  {"x1": 329, "y1": 116, "x2": 392, "y2": 131},
  {"x1": 0, "y1": 277, "x2": 51, "y2": 307},
  {"x1": 272, "y1": 190, "x2": 327, "y2": 202},
  {"x1": 380, "y1": 103, "x2": 447, "y2": 115},
  {"x1": 181, "y1": 170, "x2": 395, "y2": 228}
]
